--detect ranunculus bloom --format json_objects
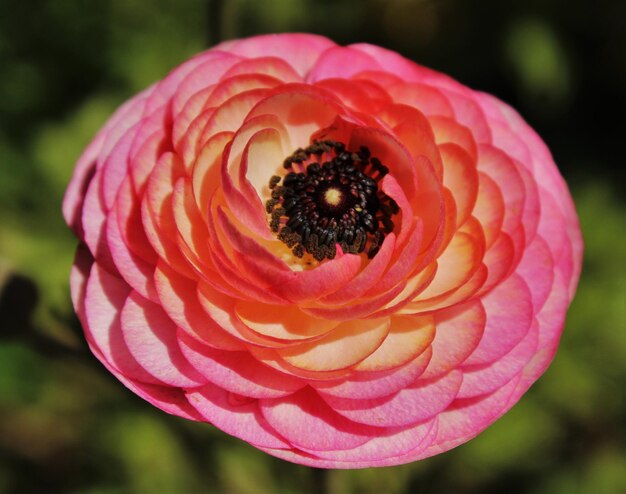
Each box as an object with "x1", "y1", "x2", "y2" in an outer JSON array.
[{"x1": 64, "y1": 34, "x2": 582, "y2": 467}]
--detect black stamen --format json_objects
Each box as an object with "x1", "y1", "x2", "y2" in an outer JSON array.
[{"x1": 265, "y1": 140, "x2": 399, "y2": 262}]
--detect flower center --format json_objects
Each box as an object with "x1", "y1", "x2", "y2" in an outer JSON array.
[
  {"x1": 323, "y1": 187, "x2": 343, "y2": 207},
  {"x1": 266, "y1": 140, "x2": 399, "y2": 262}
]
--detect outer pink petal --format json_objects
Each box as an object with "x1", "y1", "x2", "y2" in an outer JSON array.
[
  {"x1": 72, "y1": 250, "x2": 202, "y2": 421},
  {"x1": 120, "y1": 291, "x2": 207, "y2": 387},
  {"x1": 81, "y1": 168, "x2": 116, "y2": 272},
  {"x1": 63, "y1": 87, "x2": 152, "y2": 235},
  {"x1": 216, "y1": 34, "x2": 336, "y2": 77},
  {"x1": 178, "y1": 329, "x2": 305, "y2": 399},
  {"x1": 411, "y1": 374, "x2": 522, "y2": 461},
  {"x1": 260, "y1": 387, "x2": 378, "y2": 452},
  {"x1": 307, "y1": 46, "x2": 381, "y2": 82},
  {"x1": 106, "y1": 200, "x2": 158, "y2": 302},
  {"x1": 112, "y1": 374, "x2": 203, "y2": 421},
  {"x1": 458, "y1": 319, "x2": 539, "y2": 398},
  {"x1": 171, "y1": 52, "x2": 242, "y2": 116},
  {"x1": 351, "y1": 43, "x2": 457, "y2": 87},
  {"x1": 221, "y1": 56, "x2": 303, "y2": 82},
  {"x1": 293, "y1": 417, "x2": 438, "y2": 464},
  {"x1": 84, "y1": 265, "x2": 162, "y2": 384},
  {"x1": 320, "y1": 370, "x2": 462, "y2": 427},
  {"x1": 463, "y1": 274, "x2": 533, "y2": 366},
  {"x1": 186, "y1": 383, "x2": 290, "y2": 449},
  {"x1": 516, "y1": 236, "x2": 555, "y2": 311}
]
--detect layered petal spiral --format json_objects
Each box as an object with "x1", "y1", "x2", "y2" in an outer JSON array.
[{"x1": 64, "y1": 34, "x2": 582, "y2": 468}]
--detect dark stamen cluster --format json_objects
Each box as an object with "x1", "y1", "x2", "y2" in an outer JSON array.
[{"x1": 266, "y1": 140, "x2": 399, "y2": 262}]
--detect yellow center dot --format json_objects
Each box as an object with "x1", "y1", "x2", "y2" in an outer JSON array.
[{"x1": 324, "y1": 187, "x2": 343, "y2": 206}]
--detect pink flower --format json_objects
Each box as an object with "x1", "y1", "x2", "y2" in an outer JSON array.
[{"x1": 63, "y1": 34, "x2": 582, "y2": 468}]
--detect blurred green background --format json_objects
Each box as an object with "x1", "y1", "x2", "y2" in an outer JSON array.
[{"x1": 1, "y1": 0, "x2": 624, "y2": 493}]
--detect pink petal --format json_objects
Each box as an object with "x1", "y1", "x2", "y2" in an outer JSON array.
[
  {"x1": 260, "y1": 387, "x2": 377, "y2": 452},
  {"x1": 178, "y1": 329, "x2": 305, "y2": 398},
  {"x1": 81, "y1": 168, "x2": 116, "y2": 272},
  {"x1": 311, "y1": 349, "x2": 432, "y2": 400},
  {"x1": 247, "y1": 85, "x2": 344, "y2": 148},
  {"x1": 458, "y1": 320, "x2": 539, "y2": 398},
  {"x1": 426, "y1": 373, "x2": 521, "y2": 451},
  {"x1": 388, "y1": 82, "x2": 454, "y2": 118},
  {"x1": 366, "y1": 219, "x2": 424, "y2": 296},
  {"x1": 171, "y1": 52, "x2": 241, "y2": 116},
  {"x1": 477, "y1": 144, "x2": 527, "y2": 263},
  {"x1": 315, "y1": 78, "x2": 392, "y2": 113},
  {"x1": 114, "y1": 173, "x2": 157, "y2": 263},
  {"x1": 351, "y1": 43, "x2": 446, "y2": 84},
  {"x1": 463, "y1": 274, "x2": 534, "y2": 366},
  {"x1": 196, "y1": 281, "x2": 293, "y2": 348},
  {"x1": 153, "y1": 261, "x2": 244, "y2": 351},
  {"x1": 438, "y1": 88, "x2": 492, "y2": 143},
  {"x1": 144, "y1": 50, "x2": 220, "y2": 112},
  {"x1": 101, "y1": 122, "x2": 138, "y2": 210},
  {"x1": 221, "y1": 56, "x2": 302, "y2": 82},
  {"x1": 186, "y1": 383, "x2": 290, "y2": 449},
  {"x1": 171, "y1": 178, "x2": 220, "y2": 278},
  {"x1": 319, "y1": 233, "x2": 396, "y2": 305},
  {"x1": 421, "y1": 300, "x2": 486, "y2": 380},
  {"x1": 69, "y1": 244, "x2": 93, "y2": 326},
  {"x1": 84, "y1": 264, "x2": 161, "y2": 384},
  {"x1": 413, "y1": 230, "x2": 484, "y2": 303},
  {"x1": 293, "y1": 417, "x2": 438, "y2": 465},
  {"x1": 205, "y1": 74, "x2": 282, "y2": 110},
  {"x1": 191, "y1": 131, "x2": 233, "y2": 212},
  {"x1": 307, "y1": 46, "x2": 381, "y2": 82},
  {"x1": 120, "y1": 291, "x2": 207, "y2": 387},
  {"x1": 114, "y1": 375, "x2": 203, "y2": 421},
  {"x1": 322, "y1": 370, "x2": 462, "y2": 427},
  {"x1": 62, "y1": 87, "x2": 152, "y2": 234},
  {"x1": 217, "y1": 33, "x2": 336, "y2": 77},
  {"x1": 106, "y1": 198, "x2": 158, "y2": 302},
  {"x1": 516, "y1": 236, "x2": 555, "y2": 312}
]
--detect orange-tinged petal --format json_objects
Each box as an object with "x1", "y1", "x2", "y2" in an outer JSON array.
[
  {"x1": 421, "y1": 300, "x2": 486, "y2": 380},
  {"x1": 221, "y1": 56, "x2": 302, "y2": 82},
  {"x1": 413, "y1": 230, "x2": 484, "y2": 302},
  {"x1": 247, "y1": 85, "x2": 344, "y2": 148},
  {"x1": 387, "y1": 82, "x2": 454, "y2": 118},
  {"x1": 355, "y1": 315, "x2": 435, "y2": 372},
  {"x1": 171, "y1": 52, "x2": 241, "y2": 116},
  {"x1": 429, "y1": 115, "x2": 478, "y2": 162},
  {"x1": 204, "y1": 74, "x2": 283, "y2": 109},
  {"x1": 473, "y1": 172, "x2": 505, "y2": 249},
  {"x1": 278, "y1": 317, "x2": 391, "y2": 372},
  {"x1": 235, "y1": 301, "x2": 339, "y2": 341},
  {"x1": 440, "y1": 142, "x2": 479, "y2": 228},
  {"x1": 191, "y1": 131, "x2": 233, "y2": 212}
]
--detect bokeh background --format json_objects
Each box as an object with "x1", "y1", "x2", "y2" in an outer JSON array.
[{"x1": 1, "y1": 0, "x2": 624, "y2": 492}]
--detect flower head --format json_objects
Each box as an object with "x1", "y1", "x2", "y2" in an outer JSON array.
[{"x1": 64, "y1": 33, "x2": 583, "y2": 468}]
